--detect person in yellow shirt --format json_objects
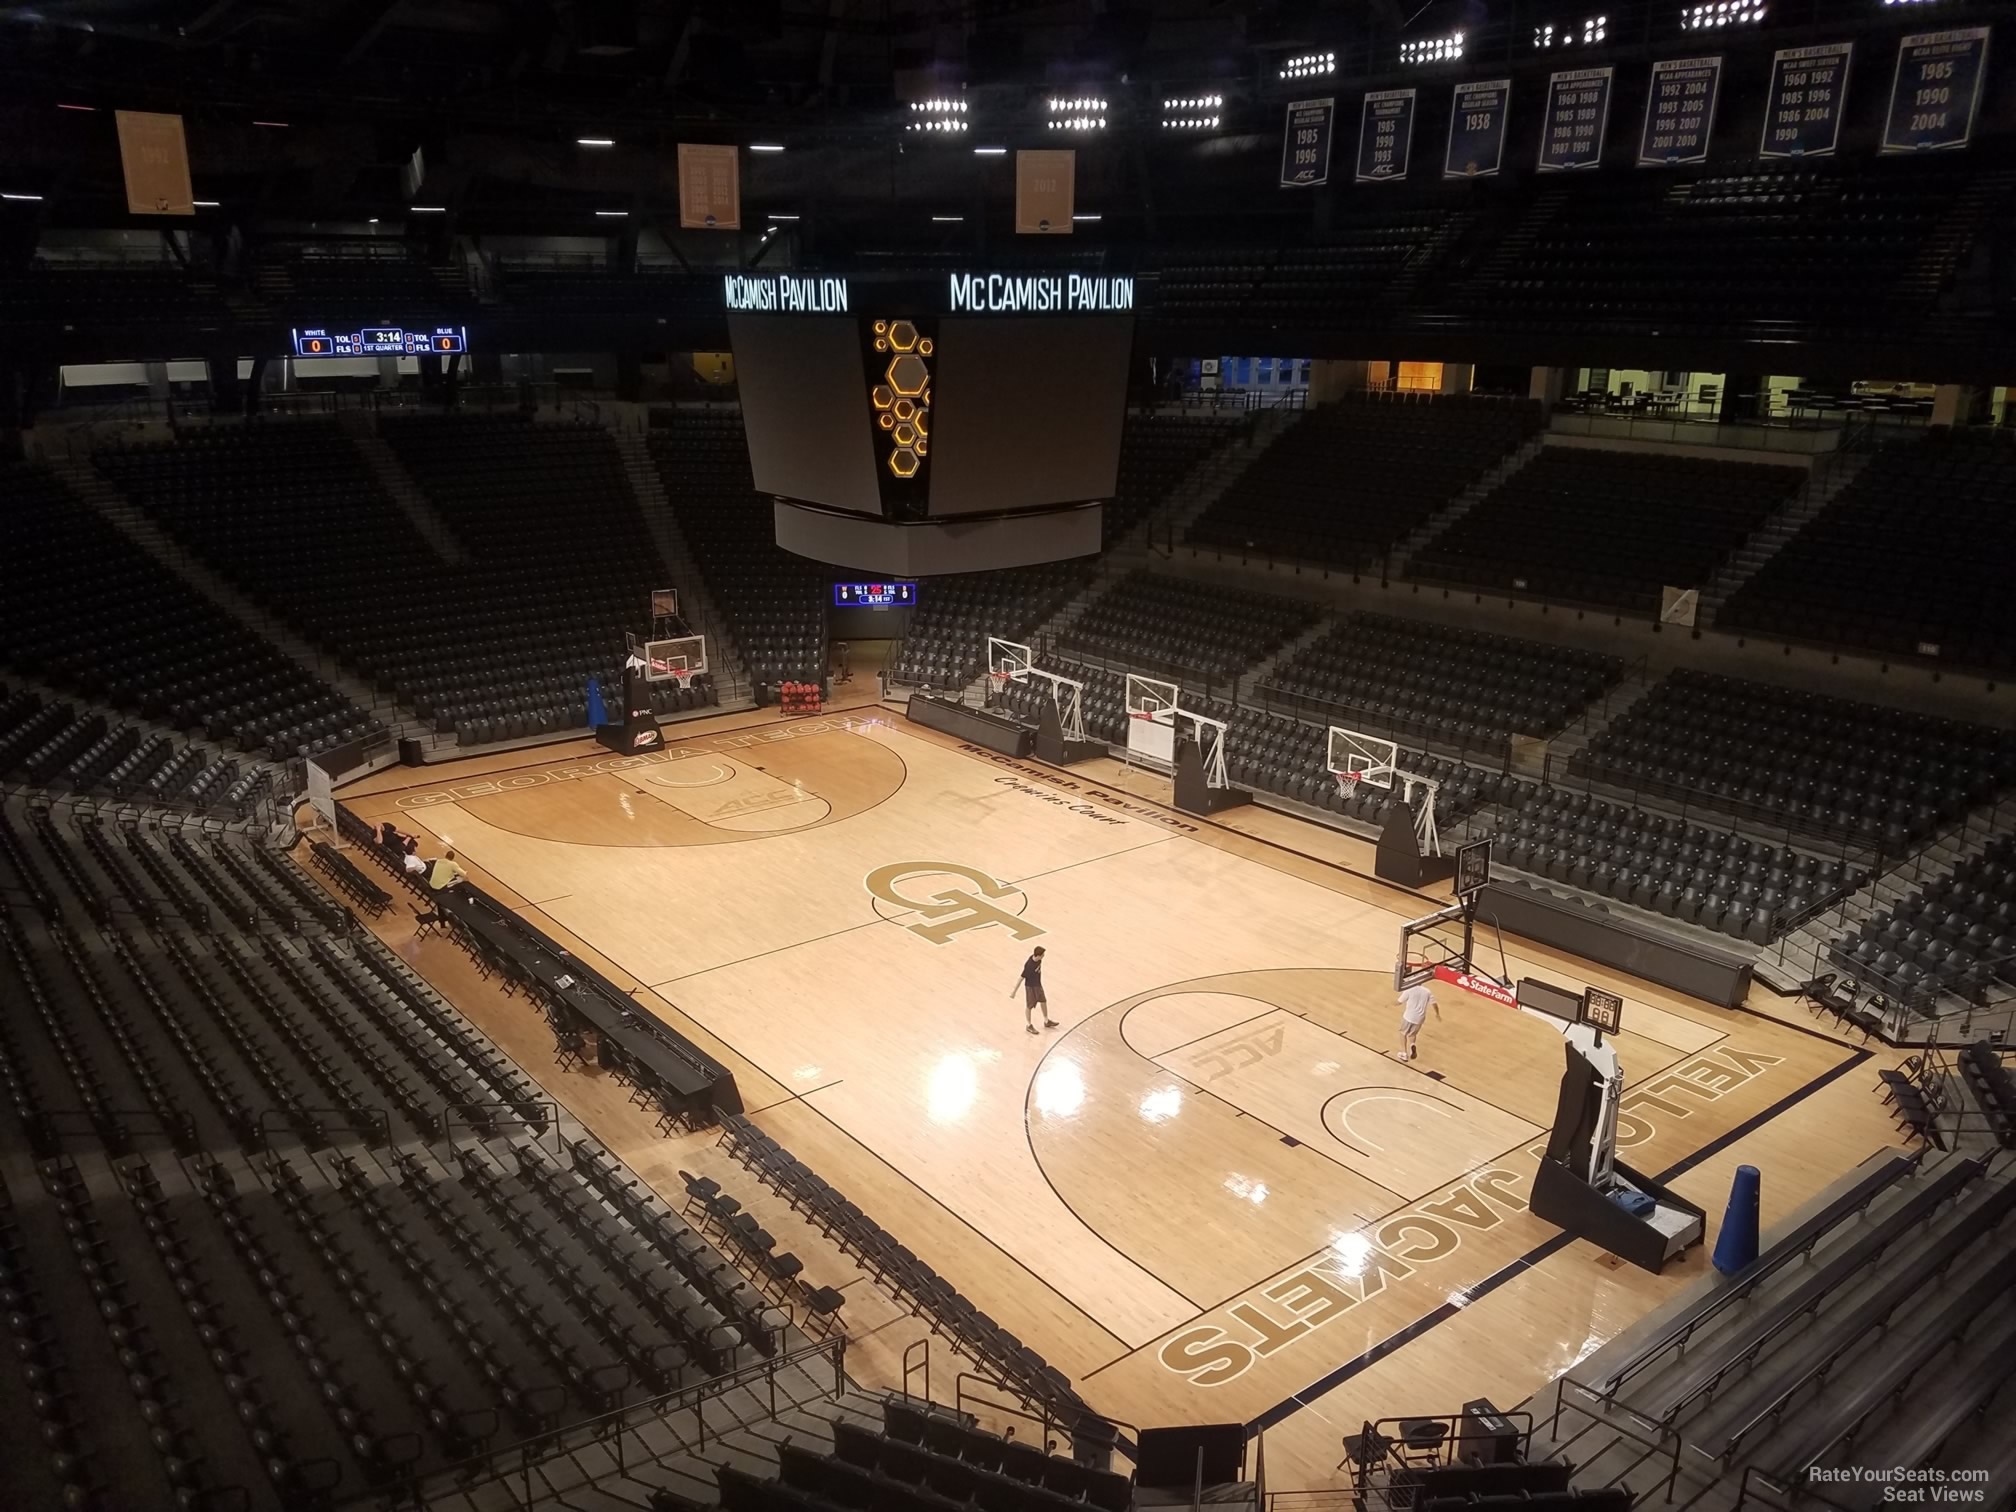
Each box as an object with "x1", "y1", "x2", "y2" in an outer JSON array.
[{"x1": 428, "y1": 849, "x2": 467, "y2": 891}]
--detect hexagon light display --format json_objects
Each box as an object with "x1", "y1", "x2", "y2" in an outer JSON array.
[{"x1": 870, "y1": 319, "x2": 934, "y2": 477}]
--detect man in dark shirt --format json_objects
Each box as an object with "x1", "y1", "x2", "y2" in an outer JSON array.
[{"x1": 1009, "y1": 945, "x2": 1058, "y2": 1035}]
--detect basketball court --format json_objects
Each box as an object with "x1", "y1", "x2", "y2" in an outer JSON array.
[{"x1": 337, "y1": 705, "x2": 1904, "y2": 1487}]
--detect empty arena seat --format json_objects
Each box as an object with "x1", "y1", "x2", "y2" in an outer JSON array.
[
  {"x1": 1260, "y1": 612, "x2": 1623, "y2": 751},
  {"x1": 1832, "y1": 834, "x2": 2016, "y2": 1014},
  {"x1": 0, "y1": 458, "x2": 376, "y2": 761},
  {"x1": 1058, "y1": 571, "x2": 1318, "y2": 690},
  {"x1": 1572, "y1": 668, "x2": 2016, "y2": 848},
  {"x1": 1410, "y1": 447, "x2": 1804, "y2": 611},
  {"x1": 1185, "y1": 392, "x2": 1545, "y2": 572},
  {"x1": 647, "y1": 411, "x2": 829, "y2": 696},
  {"x1": 1718, "y1": 428, "x2": 2016, "y2": 670}
]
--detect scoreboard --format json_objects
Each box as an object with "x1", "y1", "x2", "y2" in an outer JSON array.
[
  {"x1": 292, "y1": 325, "x2": 469, "y2": 357},
  {"x1": 833, "y1": 581, "x2": 916, "y2": 608}
]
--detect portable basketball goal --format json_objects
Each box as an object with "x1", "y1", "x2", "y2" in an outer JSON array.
[
  {"x1": 1328, "y1": 724, "x2": 1441, "y2": 859},
  {"x1": 1123, "y1": 674, "x2": 1231, "y2": 792},
  {"x1": 985, "y1": 637, "x2": 1087, "y2": 744},
  {"x1": 627, "y1": 632, "x2": 709, "y2": 692}
]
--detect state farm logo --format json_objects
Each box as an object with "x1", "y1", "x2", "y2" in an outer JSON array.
[{"x1": 864, "y1": 861, "x2": 1045, "y2": 947}]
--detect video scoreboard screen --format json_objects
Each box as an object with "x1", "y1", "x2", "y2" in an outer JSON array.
[
  {"x1": 833, "y1": 581, "x2": 916, "y2": 608},
  {"x1": 292, "y1": 326, "x2": 469, "y2": 357}
]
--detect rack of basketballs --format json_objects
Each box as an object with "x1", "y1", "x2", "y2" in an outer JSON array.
[{"x1": 779, "y1": 680, "x2": 824, "y2": 714}]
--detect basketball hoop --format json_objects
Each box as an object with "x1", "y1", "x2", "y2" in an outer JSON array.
[{"x1": 1335, "y1": 771, "x2": 1361, "y2": 799}]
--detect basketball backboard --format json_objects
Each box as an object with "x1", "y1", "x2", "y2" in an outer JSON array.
[
  {"x1": 986, "y1": 637, "x2": 1033, "y2": 683},
  {"x1": 1328, "y1": 726, "x2": 1398, "y2": 790},
  {"x1": 644, "y1": 634, "x2": 708, "y2": 684}
]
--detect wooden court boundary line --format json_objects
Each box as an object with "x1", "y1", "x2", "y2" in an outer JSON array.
[
  {"x1": 337, "y1": 710, "x2": 885, "y2": 802},
  {"x1": 1241, "y1": 1044, "x2": 1875, "y2": 1437}
]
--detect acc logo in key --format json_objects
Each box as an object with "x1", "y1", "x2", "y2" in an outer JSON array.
[{"x1": 864, "y1": 861, "x2": 1044, "y2": 946}]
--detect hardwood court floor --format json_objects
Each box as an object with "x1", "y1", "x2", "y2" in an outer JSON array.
[{"x1": 334, "y1": 709, "x2": 1907, "y2": 1490}]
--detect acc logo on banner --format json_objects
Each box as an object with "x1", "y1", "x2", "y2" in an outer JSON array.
[{"x1": 865, "y1": 862, "x2": 1045, "y2": 946}]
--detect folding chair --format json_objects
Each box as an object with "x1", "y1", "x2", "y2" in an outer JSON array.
[{"x1": 410, "y1": 901, "x2": 444, "y2": 942}]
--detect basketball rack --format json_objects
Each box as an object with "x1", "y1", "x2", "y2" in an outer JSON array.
[{"x1": 1328, "y1": 724, "x2": 1441, "y2": 859}]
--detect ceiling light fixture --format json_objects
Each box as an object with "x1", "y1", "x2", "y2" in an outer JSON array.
[
  {"x1": 1399, "y1": 31, "x2": 1466, "y2": 64},
  {"x1": 931, "y1": 214, "x2": 964, "y2": 222},
  {"x1": 1071, "y1": 213, "x2": 1101, "y2": 221},
  {"x1": 577, "y1": 136, "x2": 615, "y2": 147},
  {"x1": 767, "y1": 212, "x2": 801, "y2": 221},
  {"x1": 594, "y1": 209, "x2": 627, "y2": 217},
  {"x1": 410, "y1": 204, "x2": 446, "y2": 213},
  {"x1": 1279, "y1": 51, "x2": 1336, "y2": 79},
  {"x1": 974, "y1": 145, "x2": 1007, "y2": 155},
  {"x1": 193, "y1": 199, "x2": 220, "y2": 207},
  {"x1": 252, "y1": 119, "x2": 290, "y2": 128},
  {"x1": 1, "y1": 192, "x2": 44, "y2": 201},
  {"x1": 749, "y1": 142, "x2": 785, "y2": 153}
]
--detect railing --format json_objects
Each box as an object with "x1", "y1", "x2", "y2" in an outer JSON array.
[
  {"x1": 951, "y1": 1371, "x2": 1139, "y2": 1468},
  {"x1": 386, "y1": 1336, "x2": 849, "y2": 1511}
]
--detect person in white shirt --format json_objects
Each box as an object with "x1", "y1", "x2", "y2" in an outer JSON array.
[
  {"x1": 1395, "y1": 980, "x2": 1440, "y2": 1062},
  {"x1": 402, "y1": 838, "x2": 427, "y2": 877}
]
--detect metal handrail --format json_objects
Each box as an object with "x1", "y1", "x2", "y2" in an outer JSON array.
[{"x1": 384, "y1": 1336, "x2": 848, "y2": 1510}]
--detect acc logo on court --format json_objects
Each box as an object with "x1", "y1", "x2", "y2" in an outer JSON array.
[{"x1": 864, "y1": 861, "x2": 1045, "y2": 947}]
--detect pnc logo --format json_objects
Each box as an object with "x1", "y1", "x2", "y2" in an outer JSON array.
[{"x1": 864, "y1": 861, "x2": 1045, "y2": 947}]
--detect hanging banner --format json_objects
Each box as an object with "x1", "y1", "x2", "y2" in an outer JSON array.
[
  {"x1": 1355, "y1": 88, "x2": 1416, "y2": 184},
  {"x1": 1882, "y1": 28, "x2": 1991, "y2": 154},
  {"x1": 677, "y1": 143, "x2": 741, "y2": 230},
  {"x1": 1445, "y1": 79, "x2": 1511, "y2": 179},
  {"x1": 1760, "y1": 42, "x2": 1854, "y2": 159},
  {"x1": 1280, "y1": 97, "x2": 1336, "y2": 188},
  {"x1": 1639, "y1": 56, "x2": 1723, "y2": 167},
  {"x1": 115, "y1": 110, "x2": 195, "y2": 216},
  {"x1": 1537, "y1": 67, "x2": 1613, "y2": 172},
  {"x1": 1015, "y1": 149, "x2": 1076, "y2": 233}
]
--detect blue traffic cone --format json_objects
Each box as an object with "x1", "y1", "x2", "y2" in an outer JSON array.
[
  {"x1": 586, "y1": 677, "x2": 609, "y2": 729},
  {"x1": 1712, "y1": 1164, "x2": 1761, "y2": 1275}
]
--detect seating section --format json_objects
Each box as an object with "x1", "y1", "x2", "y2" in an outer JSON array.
[
  {"x1": 1260, "y1": 613, "x2": 1623, "y2": 750},
  {"x1": 1555, "y1": 1153, "x2": 2016, "y2": 1501},
  {"x1": 497, "y1": 263, "x2": 728, "y2": 321},
  {"x1": 716, "y1": 1394, "x2": 1132, "y2": 1512},
  {"x1": 1572, "y1": 669, "x2": 2016, "y2": 848},
  {"x1": 95, "y1": 418, "x2": 712, "y2": 746},
  {"x1": 1410, "y1": 448, "x2": 1805, "y2": 610},
  {"x1": 1150, "y1": 209, "x2": 1459, "y2": 328},
  {"x1": 1185, "y1": 394, "x2": 1544, "y2": 571},
  {"x1": 1102, "y1": 411, "x2": 1242, "y2": 541},
  {"x1": 0, "y1": 261, "x2": 231, "y2": 336},
  {"x1": 0, "y1": 460, "x2": 374, "y2": 761},
  {"x1": 259, "y1": 243, "x2": 472, "y2": 322},
  {"x1": 888, "y1": 564, "x2": 1093, "y2": 691},
  {"x1": 1832, "y1": 834, "x2": 2016, "y2": 1015},
  {"x1": 1464, "y1": 157, "x2": 1971, "y2": 335},
  {"x1": 1060, "y1": 572, "x2": 1318, "y2": 688},
  {"x1": 649, "y1": 412, "x2": 829, "y2": 693},
  {"x1": 1718, "y1": 428, "x2": 2016, "y2": 670},
  {"x1": 1959, "y1": 1042, "x2": 2016, "y2": 1149},
  {"x1": 0, "y1": 799, "x2": 802, "y2": 1507},
  {"x1": 1490, "y1": 787, "x2": 1862, "y2": 945},
  {"x1": 0, "y1": 687, "x2": 271, "y2": 816}
]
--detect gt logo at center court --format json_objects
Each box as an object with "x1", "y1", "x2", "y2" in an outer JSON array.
[{"x1": 864, "y1": 861, "x2": 1045, "y2": 946}]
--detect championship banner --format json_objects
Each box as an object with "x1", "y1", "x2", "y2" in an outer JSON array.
[
  {"x1": 1015, "y1": 149, "x2": 1075, "y2": 234},
  {"x1": 115, "y1": 110, "x2": 194, "y2": 216},
  {"x1": 1280, "y1": 97, "x2": 1335, "y2": 188},
  {"x1": 1639, "y1": 56, "x2": 1722, "y2": 167},
  {"x1": 1445, "y1": 79, "x2": 1510, "y2": 179},
  {"x1": 1882, "y1": 28, "x2": 1990, "y2": 154},
  {"x1": 677, "y1": 143, "x2": 741, "y2": 230},
  {"x1": 1537, "y1": 67, "x2": 1612, "y2": 172},
  {"x1": 1356, "y1": 88, "x2": 1416, "y2": 184},
  {"x1": 1760, "y1": 42, "x2": 1853, "y2": 159}
]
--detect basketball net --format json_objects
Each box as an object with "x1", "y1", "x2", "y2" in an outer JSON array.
[{"x1": 1335, "y1": 771, "x2": 1361, "y2": 797}]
